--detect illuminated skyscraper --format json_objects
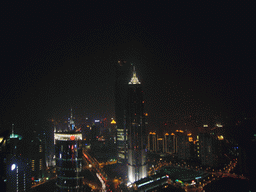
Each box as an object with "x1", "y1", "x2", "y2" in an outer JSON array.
[
  {"x1": 1, "y1": 125, "x2": 31, "y2": 192},
  {"x1": 54, "y1": 110, "x2": 84, "y2": 192},
  {"x1": 68, "y1": 108, "x2": 75, "y2": 131},
  {"x1": 126, "y1": 65, "x2": 147, "y2": 183}
]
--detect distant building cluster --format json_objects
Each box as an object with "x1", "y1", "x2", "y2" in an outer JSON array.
[{"x1": 147, "y1": 125, "x2": 226, "y2": 167}]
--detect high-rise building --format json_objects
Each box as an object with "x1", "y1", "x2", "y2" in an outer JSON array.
[
  {"x1": 197, "y1": 133, "x2": 216, "y2": 166},
  {"x1": 126, "y1": 65, "x2": 147, "y2": 183},
  {"x1": 54, "y1": 110, "x2": 84, "y2": 192},
  {"x1": 115, "y1": 60, "x2": 130, "y2": 164},
  {"x1": 169, "y1": 133, "x2": 177, "y2": 154},
  {"x1": 157, "y1": 137, "x2": 164, "y2": 153},
  {"x1": 91, "y1": 120, "x2": 101, "y2": 142},
  {"x1": 6, "y1": 155, "x2": 31, "y2": 192},
  {"x1": 148, "y1": 132, "x2": 157, "y2": 152},
  {"x1": 176, "y1": 132, "x2": 190, "y2": 160},
  {"x1": 29, "y1": 133, "x2": 45, "y2": 181},
  {"x1": 0, "y1": 125, "x2": 32, "y2": 192},
  {"x1": 110, "y1": 118, "x2": 117, "y2": 144},
  {"x1": 164, "y1": 133, "x2": 171, "y2": 153}
]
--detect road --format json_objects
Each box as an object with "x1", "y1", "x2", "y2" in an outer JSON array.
[
  {"x1": 83, "y1": 149, "x2": 118, "y2": 192},
  {"x1": 152, "y1": 157, "x2": 247, "y2": 192}
]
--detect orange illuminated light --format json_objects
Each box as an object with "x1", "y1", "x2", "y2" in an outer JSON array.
[
  {"x1": 110, "y1": 119, "x2": 116, "y2": 124},
  {"x1": 70, "y1": 135, "x2": 75, "y2": 140}
]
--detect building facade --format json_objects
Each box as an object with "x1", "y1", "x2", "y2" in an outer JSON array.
[
  {"x1": 176, "y1": 133, "x2": 190, "y2": 160},
  {"x1": 169, "y1": 133, "x2": 177, "y2": 154},
  {"x1": 148, "y1": 132, "x2": 157, "y2": 152},
  {"x1": 164, "y1": 133, "x2": 171, "y2": 153},
  {"x1": 54, "y1": 132, "x2": 83, "y2": 192},
  {"x1": 29, "y1": 135, "x2": 45, "y2": 182},
  {"x1": 115, "y1": 60, "x2": 130, "y2": 164},
  {"x1": 54, "y1": 111, "x2": 84, "y2": 191},
  {"x1": 0, "y1": 125, "x2": 32, "y2": 192},
  {"x1": 197, "y1": 133, "x2": 217, "y2": 166},
  {"x1": 6, "y1": 155, "x2": 31, "y2": 192},
  {"x1": 126, "y1": 66, "x2": 147, "y2": 183}
]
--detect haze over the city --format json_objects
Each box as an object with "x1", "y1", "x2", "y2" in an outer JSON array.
[
  {"x1": 1, "y1": 2, "x2": 254, "y2": 136},
  {"x1": 1, "y1": 2, "x2": 255, "y2": 192}
]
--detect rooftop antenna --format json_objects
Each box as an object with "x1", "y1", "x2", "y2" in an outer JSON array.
[{"x1": 12, "y1": 123, "x2": 14, "y2": 136}]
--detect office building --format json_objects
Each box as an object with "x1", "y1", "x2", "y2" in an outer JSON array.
[
  {"x1": 115, "y1": 60, "x2": 130, "y2": 164},
  {"x1": 54, "y1": 111, "x2": 84, "y2": 191},
  {"x1": 169, "y1": 133, "x2": 177, "y2": 154},
  {"x1": 29, "y1": 134, "x2": 45, "y2": 181},
  {"x1": 197, "y1": 133, "x2": 217, "y2": 166},
  {"x1": 164, "y1": 133, "x2": 170, "y2": 153},
  {"x1": 1, "y1": 125, "x2": 32, "y2": 192},
  {"x1": 6, "y1": 155, "x2": 31, "y2": 192},
  {"x1": 157, "y1": 137, "x2": 164, "y2": 153},
  {"x1": 110, "y1": 118, "x2": 117, "y2": 144},
  {"x1": 126, "y1": 65, "x2": 147, "y2": 183},
  {"x1": 148, "y1": 132, "x2": 157, "y2": 152},
  {"x1": 176, "y1": 132, "x2": 190, "y2": 160}
]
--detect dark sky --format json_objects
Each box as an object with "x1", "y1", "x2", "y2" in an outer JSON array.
[{"x1": 1, "y1": 2, "x2": 255, "y2": 133}]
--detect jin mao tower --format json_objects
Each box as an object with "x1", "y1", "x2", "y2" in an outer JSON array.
[{"x1": 126, "y1": 65, "x2": 147, "y2": 183}]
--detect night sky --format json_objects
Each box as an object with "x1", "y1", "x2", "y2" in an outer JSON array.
[{"x1": 1, "y1": 2, "x2": 254, "y2": 134}]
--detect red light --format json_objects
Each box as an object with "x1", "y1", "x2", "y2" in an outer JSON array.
[{"x1": 70, "y1": 135, "x2": 75, "y2": 140}]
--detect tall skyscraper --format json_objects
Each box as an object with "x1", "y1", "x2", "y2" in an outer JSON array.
[
  {"x1": 29, "y1": 133, "x2": 45, "y2": 182},
  {"x1": 115, "y1": 60, "x2": 130, "y2": 164},
  {"x1": 126, "y1": 66, "x2": 147, "y2": 183},
  {"x1": 54, "y1": 110, "x2": 84, "y2": 191},
  {"x1": 0, "y1": 125, "x2": 32, "y2": 192}
]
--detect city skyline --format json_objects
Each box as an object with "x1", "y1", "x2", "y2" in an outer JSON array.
[{"x1": 1, "y1": 2, "x2": 255, "y2": 191}]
